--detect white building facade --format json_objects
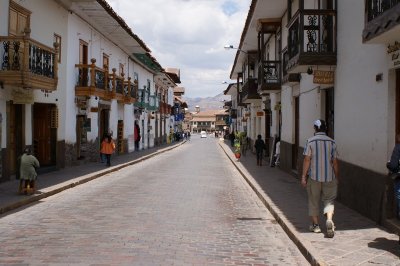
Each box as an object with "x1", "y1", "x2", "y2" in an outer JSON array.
[
  {"x1": 0, "y1": 0, "x2": 176, "y2": 181},
  {"x1": 226, "y1": 0, "x2": 400, "y2": 226}
]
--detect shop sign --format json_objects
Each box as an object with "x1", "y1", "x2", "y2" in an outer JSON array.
[
  {"x1": 313, "y1": 70, "x2": 334, "y2": 84},
  {"x1": 388, "y1": 41, "x2": 400, "y2": 69},
  {"x1": 12, "y1": 88, "x2": 34, "y2": 104},
  {"x1": 256, "y1": 111, "x2": 264, "y2": 117}
]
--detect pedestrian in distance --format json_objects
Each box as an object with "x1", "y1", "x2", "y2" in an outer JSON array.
[
  {"x1": 101, "y1": 134, "x2": 116, "y2": 167},
  {"x1": 241, "y1": 134, "x2": 248, "y2": 156},
  {"x1": 301, "y1": 119, "x2": 339, "y2": 238},
  {"x1": 134, "y1": 121, "x2": 141, "y2": 151},
  {"x1": 229, "y1": 131, "x2": 235, "y2": 147},
  {"x1": 18, "y1": 147, "x2": 40, "y2": 195},
  {"x1": 254, "y1": 134, "x2": 266, "y2": 166}
]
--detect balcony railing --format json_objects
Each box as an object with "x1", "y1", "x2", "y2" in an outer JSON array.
[
  {"x1": 148, "y1": 95, "x2": 158, "y2": 111},
  {"x1": 75, "y1": 60, "x2": 135, "y2": 103},
  {"x1": 257, "y1": 60, "x2": 281, "y2": 93},
  {"x1": 0, "y1": 36, "x2": 58, "y2": 90},
  {"x1": 363, "y1": 0, "x2": 400, "y2": 43},
  {"x1": 240, "y1": 78, "x2": 260, "y2": 104},
  {"x1": 286, "y1": 9, "x2": 337, "y2": 73},
  {"x1": 367, "y1": 0, "x2": 400, "y2": 21},
  {"x1": 134, "y1": 88, "x2": 149, "y2": 109}
]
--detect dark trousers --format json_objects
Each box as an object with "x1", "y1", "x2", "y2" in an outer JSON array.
[
  {"x1": 105, "y1": 154, "x2": 111, "y2": 166},
  {"x1": 135, "y1": 140, "x2": 140, "y2": 150}
]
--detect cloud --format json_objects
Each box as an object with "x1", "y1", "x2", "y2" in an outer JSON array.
[{"x1": 107, "y1": 0, "x2": 250, "y2": 98}]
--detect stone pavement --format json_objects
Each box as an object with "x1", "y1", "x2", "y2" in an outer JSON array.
[
  {"x1": 0, "y1": 141, "x2": 185, "y2": 215},
  {"x1": 0, "y1": 138, "x2": 399, "y2": 265},
  {"x1": 218, "y1": 139, "x2": 400, "y2": 266}
]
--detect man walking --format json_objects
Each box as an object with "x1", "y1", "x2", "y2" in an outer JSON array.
[{"x1": 301, "y1": 120, "x2": 339, "y2": 238}]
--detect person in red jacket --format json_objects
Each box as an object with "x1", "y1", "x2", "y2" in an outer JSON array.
[
  {"x1": 134, "y1": 121, "x2": 141, "y2": 151},
  {"x1": 100, "y1": 134, "x2": 115, "y2": 166}
]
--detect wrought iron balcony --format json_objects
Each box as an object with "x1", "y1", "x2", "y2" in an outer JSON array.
[
  {"x1": 240, "y1": 78, "x2": 261, "y2": 104},
  {"x1": 257, "y1": 60, "x2": 281, "y2": 94},
  {"x1": 282, "y1": 49, "x2": 301, "y2": 85},
  {"x1": 363, "y1": 0, "x2": 400, "y2": 43},
  {"x1": 75, "y1": 60, "x2": 135, "y2": 103},
  {"x1": 286, "y1": 9, "x2": 337, "y2": 73},
  {"x1": 0, "y1": 36, "x2": 58, "y2": 90}
]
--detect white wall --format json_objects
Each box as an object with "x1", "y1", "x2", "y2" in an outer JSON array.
[
  {"x1": 299, "y1": 74, "x2": 321, "y2": 146},
  {"x1": 336, "y1": 0, "x2": 389, "y2": 173},
  {"x1": 281, "y1": 86, "x2": 294, "y2": 144}
]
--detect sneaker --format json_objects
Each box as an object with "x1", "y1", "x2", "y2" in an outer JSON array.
[
  {"x1": 326, "y1": 220, "x2": 335, "y2": 238},
  {"x1": 309, "y1": 224, "x2": 321, "y2": 233}
]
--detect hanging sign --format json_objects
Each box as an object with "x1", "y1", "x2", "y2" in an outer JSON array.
[
  {"x1": 256, "y1": 111, "x2": 264, "y2": 117},
  {"x1": 313, "y1": 70, "x2": 334, "y2": 84},
  {"x1": 388, "y1": 41, "x2": 400, "y2": 69}
]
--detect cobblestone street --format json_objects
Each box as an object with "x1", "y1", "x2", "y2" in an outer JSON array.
[{"x1": 0, "y1": 137, "x2": 309, "y2": 265}]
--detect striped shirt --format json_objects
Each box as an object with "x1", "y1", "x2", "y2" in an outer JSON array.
[{"x1": 303, "y1": 132, "x2": 338, "y2": 182}]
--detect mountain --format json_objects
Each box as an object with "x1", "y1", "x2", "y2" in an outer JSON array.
[{"x1": 183, "y1": 93, "x2": 231, "y2": 112}]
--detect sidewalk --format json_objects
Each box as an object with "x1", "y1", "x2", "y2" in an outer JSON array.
[
  {"x1": 0, "y1": 141, "x2": 185, "y2": 215},
  {"x1": 219, "y1": 140, "x2": 400, "y2": 266}
]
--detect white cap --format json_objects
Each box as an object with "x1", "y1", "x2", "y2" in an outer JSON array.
[{"x1": 314, "y1": 119, "x2": 322, "y2": 129}]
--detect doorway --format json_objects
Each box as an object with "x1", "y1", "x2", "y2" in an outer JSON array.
[
  {"x1": 33, "y1": 103, "x2": 57, "y2": 166},
  {"x1": 99, "y1": 108, "x2": 110, "y2": 141},
  {"x1": 325, "y1": 88, "x2": 334, "y2": 138},
  {"x1": 293, "y1": 96, "x2": 299, "y2": 171},
  {"x1": 117, "y1": 120, "x2": 124, "y2": 154},
  {"x1": 7, "y1": 102, "x2": 24, "y2": 175}
]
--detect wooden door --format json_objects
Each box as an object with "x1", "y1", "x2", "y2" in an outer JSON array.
[
  {"x1": 33, "y1": 104, "x2": 52, "y2": 166},
  {"x1": 117, "y1": 120, "x2": 123, "y2": 154},
  {"x1": 79, "y1": 40, "x2": 88, "y2": 86},
  {"x1": 99, "y1": 109, "x2": 110, "y2": 141},
  {"x1": 7, "y1": 103, "x2": 24, "y2": 174}
]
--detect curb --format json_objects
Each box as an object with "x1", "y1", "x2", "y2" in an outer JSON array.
[
  {"x1": 0, "y1": 142, "x2": 185, "y2": 215},
  {"x1": 218, "y1": 142, "x2": 326, "y2": 266}
]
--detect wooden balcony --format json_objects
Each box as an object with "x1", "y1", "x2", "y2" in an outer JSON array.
[
  {"x1": 286, "y1": 9, "x2": 337, "y2": 73},
  {"x1": 240, "y1": 78, "x2": 261, "y2": 104},
  {"x1": 363, "y1": 0, "x2": 400, "y2": 43},
  {"x1": 257, "y1": 60, "x2": 281, "y2": 94},
  {"x1": 0, "y1": 36, "x2": 58, "y2": 90},
  {"x1": 75, "y1": 60, "x2": 136, "y2": 103}
]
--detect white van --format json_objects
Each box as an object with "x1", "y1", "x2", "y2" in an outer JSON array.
[{"x1": 200, "y1": 131, "x2": 207, "y2": 138}]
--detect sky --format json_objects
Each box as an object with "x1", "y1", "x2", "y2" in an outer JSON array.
[{"x1": 107, "y1": 0, "x2": 251, "y2": 99}]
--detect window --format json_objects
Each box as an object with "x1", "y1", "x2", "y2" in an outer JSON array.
[
  {"x1": 119, "y1": 63, "x2": 124, "y2": 76},
  {"x1": 54, "y1": 34, "x2": 61, "y2": 63},
  {"x1": 79, "y1": 40, "x2": 88, "y2": 65},
  {"x1": 9, "y1": 2, "x2": 30, "y2": 37},
  {"x1": 103, "y1": 54, "x2": 109, "y2": 70}
]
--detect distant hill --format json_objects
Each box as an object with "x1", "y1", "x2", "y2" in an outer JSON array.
[{"x1": 183, "y1": 93, "x2": 230, "y2": 112}]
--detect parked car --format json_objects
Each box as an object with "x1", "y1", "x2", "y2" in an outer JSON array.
[{"x1": 200, "y1": 131, "x2": 207, "y2": 138}]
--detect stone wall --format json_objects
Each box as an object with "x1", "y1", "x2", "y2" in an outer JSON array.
[{"x1": 64, "y1": 138, "x2": 100, "y2": 167}]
